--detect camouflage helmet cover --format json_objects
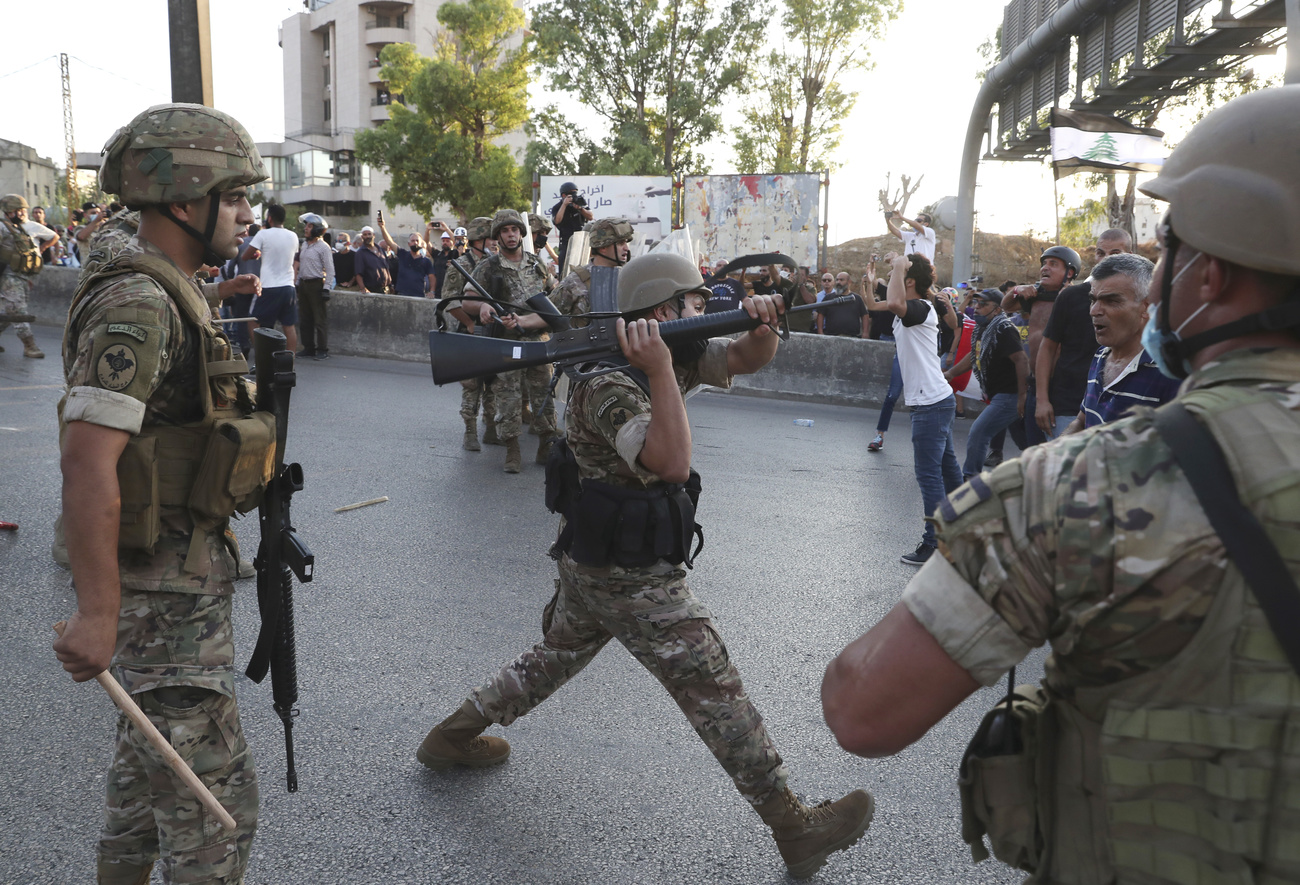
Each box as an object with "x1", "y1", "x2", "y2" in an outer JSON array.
[
  {"x1": 99, "y1": 103, "x2": 268, "y2": 209},
  {"x1": 589, "y1": 217, "x2": 634, "y2": 249},
  {"x1": 490, "y1": 208, "x2": 525, "y2": 240},
  {"x1": 617, "y1": 252, "x2": 711, "y2": 315},
  {"x1": 528, "y1": 212, "x2": 552, "y2": 235},
  {"x1": 1, "y1": 194, "x2": 30, "y2": 214},
  {"x1": 467, "y1": 216, "x2": 493, "y2": 241}
]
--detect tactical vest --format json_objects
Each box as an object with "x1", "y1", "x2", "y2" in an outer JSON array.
[
  {"x1": 61, "y1": 252, "x2": 274, "y2": 575},
  {"x1": 0, "y1": 218, "x2": 42, "y2": 275},
  {"x1": 962, "y1": 387, "x2": 1300, "y2": 884},
  {"x1": 480, "y1": 252, "x2": 549, "y2": 341}
]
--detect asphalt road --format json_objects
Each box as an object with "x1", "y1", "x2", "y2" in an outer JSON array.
[{"x1": 0, "y1": 340, "x2": 1040, "y2": 885}]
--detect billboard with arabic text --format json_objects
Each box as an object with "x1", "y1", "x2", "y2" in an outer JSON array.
[{"x1": 538, "y1": 176, "x2": 674, "y2": 246}]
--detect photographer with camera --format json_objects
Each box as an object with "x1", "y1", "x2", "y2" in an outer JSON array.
[
  {"x1": 551, "y1": 181, "x2": 593, "y2": 274},
  {"x1": 885, "y1": 209, "x2": 936, "y2": 262}
]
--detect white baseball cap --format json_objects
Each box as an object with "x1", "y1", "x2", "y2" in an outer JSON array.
[
  {"x1": 441, "y1": 231, "x2": 452, "y2": 239},
  {"x1": 360, "y1": 225, "x2": 374, "y2": 234}
]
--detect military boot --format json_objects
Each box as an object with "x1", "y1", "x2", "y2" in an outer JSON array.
[
  {"x1": 463, "y1": 417, "x2": 481, "y2": 451},
  {"x1": 754, "y1": 786, "x2": 874, "y2": 879},
  {"x1": 97, "y1": 859, "x2": 154, "y2": 885},
  {"x1": 416, "y1": 699, "x2": 510, "y2": 771},
  {"x1": 482, "y1": 416, "x2": 502, "y2": 446},
  {"x1": 504, "y1": 437, "x2": 522, "y2": 474},
  {"x1": 535, "y1": 433, "x2": 554, "y2": 464},
  {"x1": 20, "y1": 334, "x2": 44, "y2": 359}
]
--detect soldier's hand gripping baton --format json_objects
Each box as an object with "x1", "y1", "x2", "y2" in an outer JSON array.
[
  {"x1": 53, "y1": 622, "x2": 237, "y2": 831},
  {"x1": 244, "y1": 327, "x2": 314, "y2": 792}
]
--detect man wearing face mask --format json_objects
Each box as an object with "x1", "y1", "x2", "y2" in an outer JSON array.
[
  {"x1": 551, "y1": 216, "x2": 634, "y2": 328},
  {"x1": 821, "y1": 86, "x2": 1300, "y2": 885}
]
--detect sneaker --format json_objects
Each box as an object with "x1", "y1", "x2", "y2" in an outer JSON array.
[
  {"x1": 314, "y1": 352, "x2": 330, "y2": 360},
  {"x1": 984, "y1": 451, "x2": 1004, "y2": 469},
  {"x1": 867, "y1": 434, "x2": 884, "y2": 452},
  {"x1": 295, "y1": 350, "x2": 317, "y2": 358},
  {"x1": 901, "y1": 542, "x2": 935, "y2": 566}
]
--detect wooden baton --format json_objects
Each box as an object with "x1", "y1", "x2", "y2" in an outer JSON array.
[{"x1": 53, "y1": 622, "x2": 238, "y2": 831}]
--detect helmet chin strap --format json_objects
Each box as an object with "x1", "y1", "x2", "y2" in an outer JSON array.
[
  {"x1": 159, "y1": 192, "x2": 226, "y2": 267},
  {"x1": 594, "y1": 245, "x2": 627, "y2": 267}
]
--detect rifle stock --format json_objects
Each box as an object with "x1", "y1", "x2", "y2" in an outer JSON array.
[{"x1": 429, "y1": 296, "x2": 855, "y2": 385}]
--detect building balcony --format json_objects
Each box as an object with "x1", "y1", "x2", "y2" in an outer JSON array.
[
  {"x1": 369, "y1": 65, "x2": 388, "y2": 85},
  {"x1": 365, "y1": 26, "x2": 409, "y2": 45},
  {"x1": 370, "y1": 102, "x2": 391, "y2": 122}
]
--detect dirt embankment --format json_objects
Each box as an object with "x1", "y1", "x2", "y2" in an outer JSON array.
[{"x1": 827, "y1": 231, "x2": 1160, "y2": 289}]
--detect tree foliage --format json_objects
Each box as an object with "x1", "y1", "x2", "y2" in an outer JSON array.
[
  {"x1": 734, "y1": 0, "x2": 900, "y2": 174},
  {"x1": 353, "y1": 0, "x2": 530, "y2": 220},
  {"x1": 529, "y1": 0, "x2": 763, "y2": 177}
]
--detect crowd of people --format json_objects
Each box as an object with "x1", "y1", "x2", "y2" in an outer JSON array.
[{"x1": 38, "y1": 86, "x2": 1300, "y2": 885}]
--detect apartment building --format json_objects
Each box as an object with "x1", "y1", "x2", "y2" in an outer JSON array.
[
  {"x1": 0, "y1": 139, "x2": 60, "y2": 216},
  {"x1": 257, "y1": 0, "x2": 526, "y2": 233}
]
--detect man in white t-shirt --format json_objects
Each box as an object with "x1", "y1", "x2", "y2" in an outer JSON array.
[
  {"x1": 886, "y1": 210, "x2": 936, "y2": 263},
  {"x1": 866, "y1": 251, "x2": 962, "y2": 564},
  {"x1": 242, "y1": 203, "x2": 300, "y2": 353}
]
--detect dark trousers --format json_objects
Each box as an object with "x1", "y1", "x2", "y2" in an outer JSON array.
[
  {"x1": 227, "y1": 292, "x2": 255, "y2": 355},
  {"x1": 297, "y1": 278, "x2": 328, "y2": 354}
]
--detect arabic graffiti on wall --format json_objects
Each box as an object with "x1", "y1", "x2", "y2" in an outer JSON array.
[
  {"x1": 538, "y1": 176, "x2": 674, "y2": 245},
  {"x1": 682, "y1": 174, "x2": 821, "y2": 269}
]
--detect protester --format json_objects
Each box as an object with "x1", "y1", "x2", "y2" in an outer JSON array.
[
  {"x1": 352, "y1": 224, "x2": 390, "y2": 293},
  {"x1": 243, "y1": 203, "x2": 300, "y2": 354}
]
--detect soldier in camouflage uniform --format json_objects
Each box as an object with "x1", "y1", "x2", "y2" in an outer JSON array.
[
  {"x1": 419, "y1": 253, "x2": 874, "y2": 879},
  {"x1": 440, "y1": 215, "x2": 499, "y2": 451},
  {"x1": 52, "y1": 104, "x2": 270, "y2": 885},
  {"x1": 550, "y1": 216, "x2": 634, "y2": 328},
  {"x1": 822, "y1": 87, "x2": 1300, "y2": 884},
  {"x1": 0, "y1": 193, "x2": 47, "y2": 357},
  {"x1": 463, "y1": 209, "x2": 556, "y2": 472}
]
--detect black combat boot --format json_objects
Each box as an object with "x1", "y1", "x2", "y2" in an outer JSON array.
[{"x1": 417, "y1": 700, "x2": 511, "y2": 770}]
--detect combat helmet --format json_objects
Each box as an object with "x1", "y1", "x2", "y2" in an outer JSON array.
[
  {"x1": 1040, "y1": 245, "x2": 1081, "y2": 281},
  {"x1": 617, "y1": 252, "x2": 711, "y2": 315},
  {"x1": 1138, "y1": 85, "x2": 1300, "y2": 378},
  {"x1": 528, "y1": 212, "x2": 551, "y2": 235},
  {"x1": 490, "y1": 209, "x2": 525, "y2": 240},
  {"x1": 589, "y1": 217, "x2": 634, "y2": 250},
  {"x1": 1, "y1": 194, "x2": 29, "y2": 215},
  {"x1": 98, "y1": 103, "x2": 268, "y2": 264},
  {"x1": 466, "y1": 216, "x2": 493, "y2": 242}
]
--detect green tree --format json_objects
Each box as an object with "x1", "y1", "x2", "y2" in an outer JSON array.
[
  {"x1": 733, "y1": 0, "x2": 900, "y2": 174},
  {"x1": 353, "y1": 0, "x2": 530, "y2": 220},
  {"x1": 1058, "y1": 197, "x2": 1107, "y2": 254},
  {"x1": 529, "y1": 0, "x2": 763, "y2": 177}
]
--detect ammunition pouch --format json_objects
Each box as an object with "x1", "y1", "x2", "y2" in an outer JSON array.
[
  {"x1": 189, "y1": 412, "x2": 277, "y2": 520},
  {"x1": 958, "y1": 680, "x2": 1047, "y2": 872},
  {"x1": 1, "y1": 219, "x2": 42, "y2": 276},
  {"x1": 116, "y1": 434, "x2": 162, "y2": 552},
  {"x1": 545, "y1": 437, "x2": 704, "y2": 569}
]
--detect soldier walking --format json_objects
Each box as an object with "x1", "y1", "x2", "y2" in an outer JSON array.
[
  {"x1": 419, "y1": 254, "x2": 874, "y2": 879},
  {"x1": 0, "y1": 193, "x2": 48, "y2": 357},
  {"x1": 440, "y1": 215, "x2": 499, "y2": 451},
  {"x1": 52, "y1": 104, "x2": 271, "y2": 885}
]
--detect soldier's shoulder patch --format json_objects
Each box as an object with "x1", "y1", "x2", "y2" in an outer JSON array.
[
  {"x1": 96, "y1": 344, "x2": 138, "y2": 391},
  {"x1": 106, "y1": 322, "x2": 148, "y2": 342},
  {"x1": 596, "y1": 395, "x2": 620, "y2": 419}
]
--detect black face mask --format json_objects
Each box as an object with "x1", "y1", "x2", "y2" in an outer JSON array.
[
  {"x1": 410, "y1": 245, "x2": 420, "y2": 253},
  {"x1": 670, "y1": 339, "x2": 709, "y2": 365}
]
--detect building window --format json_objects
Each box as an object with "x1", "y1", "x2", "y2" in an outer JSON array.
[
  {"x1": 324, "y1": 99, "x2": 331, "y2": 122},
  {"x1": 322, "y1": 30, "x2": 330, "y2": 51}
]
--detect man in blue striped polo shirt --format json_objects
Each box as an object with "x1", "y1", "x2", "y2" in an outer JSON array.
[{"x1": 1062, "y1": 253, "x2": 1181, "y2": 433}]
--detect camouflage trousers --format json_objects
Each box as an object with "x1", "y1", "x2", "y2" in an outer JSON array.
[
  {"x1": 471, "y1": 555, "x2": 788, "y2": 806},
  {"x1": 493, "y1": 362, "x2": 556, "y2": 440},
  {"x1": 0, "y1": 269, "x2": 33, "y2": 337},
  {"x1": 460, "y1": 376, "x2": 498, "y2": 423},
  {"x1": 98, "y1": 589, "x2": 258, "y2": 885}
]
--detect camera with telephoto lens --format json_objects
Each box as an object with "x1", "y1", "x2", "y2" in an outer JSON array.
[{"x1": 571, "y1": 194, "x2": 587, "y2": 208}]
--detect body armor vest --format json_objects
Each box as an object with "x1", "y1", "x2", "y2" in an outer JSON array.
[
  {"x1": 966, "y1": 385, "x2": 1300, "y2": 884},
  {"x1": 0, "y1": 218, "x2": 42, "y2": 275},
  {"x1": 62, "y1": 252, "x2": 273, "y2": 575}
]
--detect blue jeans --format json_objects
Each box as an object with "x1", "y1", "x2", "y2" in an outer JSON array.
[
  {"x1": 876, "y1": 350, "x2": 904, "y2": 433},
  {"x1": 910, "y1": 395, "x2": 963, "y2": 547},
  {"x1": 963, "y1": 393, "x2": 1021, "y2": 478},
  {"x1": 1021, "y1": 386, "x2": 1047, "y2": 448}
]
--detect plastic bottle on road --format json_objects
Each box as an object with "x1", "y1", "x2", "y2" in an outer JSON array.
[{"x1": 793, "y1": 418, "x2": 814, "y2": 427}]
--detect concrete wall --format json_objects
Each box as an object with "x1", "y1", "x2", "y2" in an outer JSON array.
[{"x1": 27, "y1": 267, "x2": 910, "y2": 410}]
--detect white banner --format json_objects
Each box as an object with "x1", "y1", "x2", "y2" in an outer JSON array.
[
  {"x1": 538, "y1": 176, "x2": 673, "y2": 249},
  {"x1": 1050, "y1": 128, "x2": 1166, "y2": 170},
  {"x1": 681, "y1": 174, "x2": 821, "y2": 270}
]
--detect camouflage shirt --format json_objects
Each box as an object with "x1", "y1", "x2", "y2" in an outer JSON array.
[
  {"x1": 565, "y1": 339, "x2": 733, "y2": 489},
  {"x1": 902, "y1": 347, "x2": 1300, "y2": 691},
  {"x1": 466, "y1": 251, "x2": 553, "y2": 340},
  {"x1": 60, "y1": 235, "x2": 242, "y2": 593},
  {"x1": 439, "y1": 248, "x2": 483, "y2": 332},
  {"x1": 552, "y1": 266, "x2": 592, "y2": 327}
]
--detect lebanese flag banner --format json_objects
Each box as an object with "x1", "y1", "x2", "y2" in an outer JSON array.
[{"x1": 1050, "y1": 108, "x2": 1166, "y2": 177}]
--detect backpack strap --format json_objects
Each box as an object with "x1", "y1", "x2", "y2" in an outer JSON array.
[{"x1": 1153, "y1": 401, "x2": 1300, "y2": 675}]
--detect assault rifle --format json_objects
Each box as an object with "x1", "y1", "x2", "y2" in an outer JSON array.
[
  {"x1": 430, "y1": 255, "x2": 852, "y2": 385},
  {"x1": 245, "y1": 328, "x2": 314, "y2": 792}
]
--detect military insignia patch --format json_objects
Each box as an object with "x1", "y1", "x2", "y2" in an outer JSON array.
[
  {"x1": 597, "y1": 395, "x2": 619, "y2": 419},
  {"x1": 107, "y1": 323, "x2": 148, "y2": 342},
  {"x1": 96, "y1": 345, "x2": 138, "y2": 391}
]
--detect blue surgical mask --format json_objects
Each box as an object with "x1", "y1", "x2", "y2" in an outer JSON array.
[{"x1": 1142, "y1": 251, "x2": 1208, "y2": 379}]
